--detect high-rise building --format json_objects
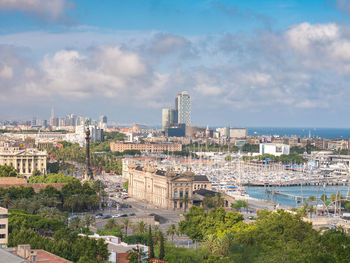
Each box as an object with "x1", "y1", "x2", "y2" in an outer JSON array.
[
  {"x1": 175, "y1": 91, "x2": 191, "y2": 126},
  {"x1": 49, "y1": 106, "x2": 55, "y2": 126},
  {"x1": 162, "y1": 109, "x2": 177, "y2": 131},
  {"x1": 99, "y1": 115, "x2": 107, "y2": 129}
]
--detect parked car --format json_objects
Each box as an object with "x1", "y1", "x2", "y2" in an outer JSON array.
[
  {"x1": 102, "y1": 215, "x2": 112, "y2": 219},
  {"x1": 129, "y1": 213, "x2": 136, "y2": 216},
  {"x1": 119, "y1": 214, "x2": 128, "y2": 217},
  {"x1": 95, "y1": 213, "x2": 103, "y2": 219}
]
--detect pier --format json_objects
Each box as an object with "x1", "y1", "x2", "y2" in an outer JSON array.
[{"x1": 264, "y1": 188, "x2": 305, "y2": 202}]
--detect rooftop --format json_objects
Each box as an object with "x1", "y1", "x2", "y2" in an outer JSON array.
[{"x1": 0, "y1": 248, "x2": 25, "y2": 263}]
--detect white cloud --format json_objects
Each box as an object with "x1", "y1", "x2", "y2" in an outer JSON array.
[
  {"x1": 0, "y1": 64, "x2": 13, "y2": 79},
  {"x1": 2, "y1": 22, "x2": 350, "y2": 119},
  {"x1": 0, "y1": 46, "x2": 169, "y2": 109},
  {"x1": 0, "y1": 0, "x2": 73, "y2": 22},
  {"x1": 286, "y1": 22, "x2": 339, "y2": 51}
]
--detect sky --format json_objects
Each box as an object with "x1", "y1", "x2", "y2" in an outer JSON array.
[{"x1": 1, "y1": 0, "x2": 350, "y2": 127}]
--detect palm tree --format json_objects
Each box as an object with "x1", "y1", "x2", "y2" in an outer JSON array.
[
  {"x1": 152, "y1": 225, "x2": 162, "y2": 244},
  {"x1": 0, "y1": 193, "x2": 11, "y2": 209},
  {"x1": 166, "y1": 224, "x2": 178, "y2": 241},
  {"x1": 135, "y1": 221, "x2": 146, "y2": 234},
  {"x1": 308, "y1": 205, "x2": 315, "y2": 218},
  {"x1": 70, "y1": 217, "x2": 81, "y2": 230},
  {"x1": 231, "y1": 200, "x2": 248, "y2": 212},
  {"x1": 84, "y1": 215, "x2": 95, "y2": 228},
  {"x1": 202, "y1": 195, "x2": 215, "y2": 212},
  {"x1": 308, "y1": 196, "x2": 316, "y2": 203},
  {"x1": 214, "y1": 193, "x2": 225, "y2": 208},
  {"x1": 105, "y1": 218, "x2": 117, "y2": 229},
  {"x1": 123, "y1": 218, "x2": 130, "y2": 235}
]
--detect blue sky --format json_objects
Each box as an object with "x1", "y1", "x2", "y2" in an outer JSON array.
[{"x1": 1, "y1": 0, "x2": 350, "y2": 127}]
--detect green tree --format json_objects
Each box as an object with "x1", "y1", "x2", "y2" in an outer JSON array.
[
  {"x1": 122, "y1": 218, "x2": 130, "y2": 235},
  {"x1": 148, "y1": 226, "x2": 154, "y2": 259},
  {"x1": 127, "y1": 246, "x2": 147, "y2": 263},
  {"x1": 135, "y1": 221, "x2": 147, "y2": 234},
  {"x1": 0, "y1": 165, "x2": 18, "y2": 177},
  {"x1": 166, "y1": 224, "x2": 178, "y2": 241},
  {"x1": 105, "y1": 218, "x2": 117, "y2": 230},
  {"x1": 178, "y1": 206, "x2": 206, "y2": 243},
  {"x1": 231, "y1": 200, "x2": 248, "y2": 212},
  {"x1": 159, "y1": 231, "x2": 165, "y2": 260}
]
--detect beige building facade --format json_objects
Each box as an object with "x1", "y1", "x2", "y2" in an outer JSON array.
[
  {"x1": 0, "y1": 148, "x2": 47, "y2": 177},
  {"x1": 0, "y1": 207, "x2": 8, "y2": 248},
  {"x1": 128, "y1": 162, "x2": 200, "y2": 210},
  {"x1": 110, "y1": 142, "x2": 182, "y2": 153}
]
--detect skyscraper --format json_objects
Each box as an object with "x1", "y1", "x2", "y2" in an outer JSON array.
[
  {"x1": 99, "y1": 115, "x2": 107, "y2": 129},
  {"x1": 162, "y1": 108, "x2": 177, "y2": 131},
  {"x1": 175, "y1": 91, "x2": 191, "y2": 126},
  {"x1": 49, "y1": 106, "x2": 55, "y2": 126}
]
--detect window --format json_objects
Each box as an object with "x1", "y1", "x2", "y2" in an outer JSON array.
[
  {"x1": 0, "y1": 224, "x2": 5, "y2": 229},
  {"x1": 0, "y1": 215, "x2": 8, "y2": 219},
  {"x1": 0, "y1": 234, "x2": 5, "y2": 239},
  {"x1": 185, "y1": 189, "x2": 189, "y2": 197},
  {"x1": 174, "y1": 190, "x2": 178, "y2": 198},
  {"x1": 174, "y1": 201, "x2": 177, "y2": 208},
  {"x1": 194, "y1": 184, "x2": 196, "y2": 190},
  {"x1": 180, "y1": 190, "x2": 183, "y2": 198},
  {"x1": 204, "y1": 185, "x2": 207, "y2": 189},
  {"x1": 180, "y1": 202, "x2": 183, "y2": 208}
]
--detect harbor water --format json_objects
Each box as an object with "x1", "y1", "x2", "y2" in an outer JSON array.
[{"x1": 246, "y1": 185, "x2": 350, "y2": 207}]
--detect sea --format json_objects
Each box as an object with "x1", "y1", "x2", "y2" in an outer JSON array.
[
  {"x1": 247, "y1": 127, "x2": 350, "y2": 139},
  {"x1": 246, "y1": 185, "x2": 349, "y2": 207}
]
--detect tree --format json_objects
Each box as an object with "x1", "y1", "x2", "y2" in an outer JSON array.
[
  {"x1": 126, "y1": 246, "x2": 147, "y2": 263},
  {"x1": 96, "y1": 238, "x2": 109, "y2": 262},
  {"x1": 84, "y1": 215, "x2": 95, "y2": 228},
  {"x1": 159, "y1": 231, "x2": 165, "y2": 260},
  {"x1": 231, "y1": 200, "x2": 248, "y2": 212},
  {"x1": 344, "y1": 202, "x2": 350, "y2": 211},
  {"x1": 213, "y1": 193, "x2": 225, "y2": 208},
  {"x1": 178, "y1": 206, "x2": 206, "y2": 243},
  {"x1": 105, "y1": 218, "x2": 117, "y2": 230},
  {"x1": 166, "y1": 224, "x2": 178, "y2": 241},
  {"x1": 122, "y1": 218, "x2": 130, "y2": 235},
  {"x1": 0, "y1": 165, "x2": 18, "y2": 177},
  {"x1": 135, "y1": 221, "x2": 147, "y2": 234},
  {"x1": 225, "y1": 155, "x2": 233, "y2": 161},
  {"x1": 148, "y1": 226, "x2": 154, "y2": 259},
  {"x1": 123, "y1": 180, "x2": 129, "y2": 191},
  {"x1": 308, "y1": 196, "x2": 316, "y2": 203},
  {"x1": 202, "y1": 195, "x2": 215, "y2": 212}
]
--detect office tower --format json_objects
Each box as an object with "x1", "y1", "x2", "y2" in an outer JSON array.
[
  {"x1": 175, "y1": 91, "x2": 191, "y2": 126},
  {"x1": 49, "y1": 106, "x2": 55, "y2": 126},
  {"x1": 99, "y1": 115, "x2": 107, "y2": 129},
  {"x1": 99, "y1": 115, "x2": 107, "y2": 124},
  {"x1": 162, "y1": 109, "x2": 177, "y2": 131},
  {"x1": 31, "y1": 117, "x2": 37, "y2": 126},
  {"x1": 66, "y1": 114, "x2": 77, "y2": 126}
]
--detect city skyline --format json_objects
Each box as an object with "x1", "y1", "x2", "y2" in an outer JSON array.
[{"x1": 2, "y1": 1, "x2": 350, "y2": 127}]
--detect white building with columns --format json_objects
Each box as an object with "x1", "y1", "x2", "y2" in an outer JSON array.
[{"x1": 0, "y1": 148, "x2": 47, "y2": 177}]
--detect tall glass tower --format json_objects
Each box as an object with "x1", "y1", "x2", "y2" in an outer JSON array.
[{"x1": 175, "y1": 91, "x2": 191, "y2": 126}]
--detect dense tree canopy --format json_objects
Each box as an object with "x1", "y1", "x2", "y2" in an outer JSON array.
[
  {"x1": 177, "y1": 207, "x2": 350, "y2": 263},
  {"x1": 0, "y1": 165, "x2": 18, "y2": 177},
  {"x1": 28, "y1": 172, "x2": 79, "y2": 183},
  {"x1": 8, "y1": 211, "x2": 109, "y2": 263}
]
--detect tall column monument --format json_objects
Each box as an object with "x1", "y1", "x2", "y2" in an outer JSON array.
[{"x1": 84, "y1": 120, "x2": 93, "y2": 181}]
